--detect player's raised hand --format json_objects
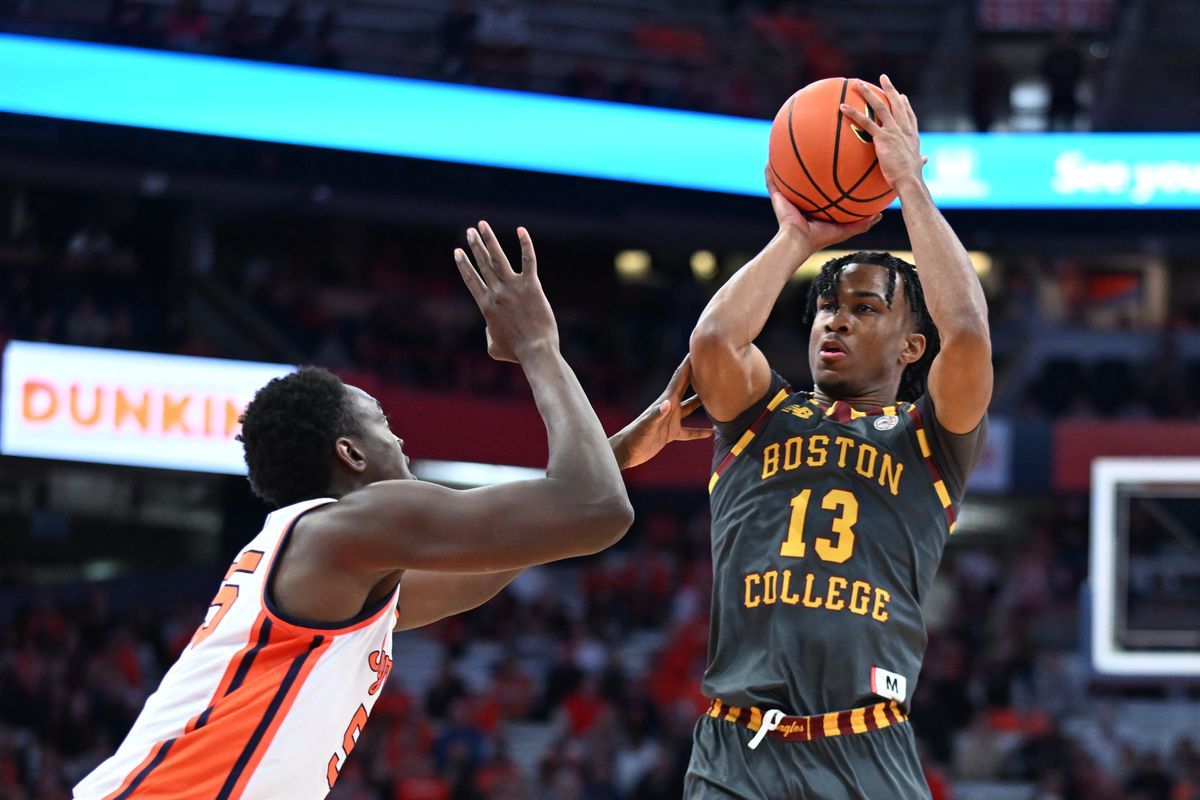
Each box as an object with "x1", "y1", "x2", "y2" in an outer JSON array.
[
  {"x1": 610, "y1": 355, "x2": 711, "y2": 470},
  {"x1": 840, "y1": 75, "x2": 925, "y2": 193},
  {"x1": 765, "y1": 166, "x2": 881, "y2": 249},
  {"x1": 454, "y1": 221, "x2": 559, "y2": 363}
]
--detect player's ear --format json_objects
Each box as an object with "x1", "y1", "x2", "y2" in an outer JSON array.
[
  {"x1": 335, "y1": 437, "x2": 368, "y2": 473},
  {"x1": 900, "y1": 332, "x2": 925, "y2": 365}
]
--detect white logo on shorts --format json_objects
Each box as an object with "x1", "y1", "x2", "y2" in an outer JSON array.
[
  {"x1": 747, "y1": 709, "x2": 785, "y2": 750},
  {"x1": 873, "y1": 416, "x2": 899, "y2": 431},
  {"x1": 870, "y1": 666, "x2": 907, "y2": 702}
]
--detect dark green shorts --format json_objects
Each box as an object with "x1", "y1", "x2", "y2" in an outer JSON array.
[{"x1": 683, "y1": 713, "x2": 931, "y2": 800}]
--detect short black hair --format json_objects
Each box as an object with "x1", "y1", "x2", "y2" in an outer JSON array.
[
  {"x1": 802, "y1": 251, "x2": 940, "y2": 401},
  {"x1": 237, "y1": 366, "x2": 362, "y2": 507}
]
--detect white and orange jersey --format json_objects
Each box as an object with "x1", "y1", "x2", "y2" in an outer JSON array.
[{"x1": 75, "y1": 498, "x2": 399, "y2": 800}]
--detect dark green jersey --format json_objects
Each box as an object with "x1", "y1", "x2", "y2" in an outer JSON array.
[{"x1": 703, "y1": 372, "x2": 986, "y2": 717}]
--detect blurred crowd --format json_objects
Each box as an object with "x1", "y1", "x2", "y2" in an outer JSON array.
[
  {"x1": 0, "y1": 194, "x2": 213, "y2": 359},
  {"x1": 3, "y1": 499, "x2": 1200, "y2": 799},
  {"x1": 226, "y1": 227, "x2": 1200, "y2": 420},
  {"x1": 225, "y1": 230, "x2": 705, "y2": 407},
  {"x1": 4, "y1": 186, "x2": 1200, "y2": 420}
]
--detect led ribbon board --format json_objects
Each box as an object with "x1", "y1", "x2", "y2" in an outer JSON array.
[
  {"x1": 0, "y1": 341, "x2": 293, "y2": 474},
  {"x1": 1, "y1": 34, "x2": 1199, "y2": 207}
]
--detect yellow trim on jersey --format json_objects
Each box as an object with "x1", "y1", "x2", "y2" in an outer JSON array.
[
  {"x1": 849, "y1": 408, "x2": 865, "y2": 420},
  {"x1": 823, "y1": 712, "x2": 840, "y2": 737},
  {"x1": 949, "y1": 520, "x2": 958, "y2": 535},
  {"x1": 748, "y1": 707, "x2": 763, "y2": 732},
  {"x1": 933, "y1": 479, "x2": 952, "y2": 508},
  {"x1": 709, "y1": 699, "x2": 723, "y2": 718},
  {"x1": 882, "y1": 405, "x2": 896, "y2": 416},
  {"x1": 824, "y1": 401, "x2": 840, "y2": 417},
  {"x1": 850, "y1": 707, "x2": 869, "y2": 734},
  {"x1": 724, "y1": 705, "x2": 742, "y2": 723},
  {"x1": 916, "y1": 428, "x2": 931, "y2": 458},
  {"x1": 871, "y1": 703, "x2": 890, "y2": 729},
  {"x1": 708, "y1": 388, "x2": 790, "y2": 494},
  {"x1": 731, "y1": 429, "x2": 756, "y2": 457}
]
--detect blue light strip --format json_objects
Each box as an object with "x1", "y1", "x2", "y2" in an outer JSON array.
[{"x1": 2, "y1": 33, "x2": 1199, "y2": 208}]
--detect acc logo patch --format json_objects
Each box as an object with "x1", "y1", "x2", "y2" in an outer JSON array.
[{"x1": 873, "y1": 416, "x2": 899, "y2": 431}]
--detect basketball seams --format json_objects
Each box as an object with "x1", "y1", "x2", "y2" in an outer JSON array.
[
  {"x1": 785, "y1": 94, "x2": 842, "y2": 209},
  {"x1": 833, "y1": 78, "x2": 894, "y2": 204},
  {"x1": 773, "y1": 81, "x2": 881, "y2": 221},
  {"x1": 831, "y1": 79, "x2": 848, "y2": 196},
  {"x1": 767, "y1": 163, "x2": 837, "y2": 222},
  {"x1": 773, "y1": 162, "x2": 872, "y2": 219}
]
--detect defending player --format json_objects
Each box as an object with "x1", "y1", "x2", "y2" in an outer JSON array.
[
  {"x1": 73, "y1": 222, "x2": 709, "y2": 800},
  {"x1": 684, "y1": 76, "x2": 991, "y2": 798}
]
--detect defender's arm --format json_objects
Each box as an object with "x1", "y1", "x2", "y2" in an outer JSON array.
[
  {"x1": 312, "y1": 224, "x2": 633, "y2": 577},
  {"x1": 393, "y1": 569, "x2": 523, "y2": 631}
]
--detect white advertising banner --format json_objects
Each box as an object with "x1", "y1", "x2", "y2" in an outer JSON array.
[{"x1": 1, "y1": 341, "x2": 293, "y2": 474}]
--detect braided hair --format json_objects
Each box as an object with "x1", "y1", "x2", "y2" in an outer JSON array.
[{"x1": 802, "y1": 251, "x2": 939, "y2": 401}]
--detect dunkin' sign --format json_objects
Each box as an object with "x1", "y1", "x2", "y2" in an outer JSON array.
[{"x1": 1, "y1": 341, "x2": 293, "y2": 473}]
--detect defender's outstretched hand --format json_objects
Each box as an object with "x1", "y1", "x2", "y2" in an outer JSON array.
[
  {"x1": 611, "y1": 355, "x2": 711, "y2": 471},
  {"x1": 839, "y1": 75, "x2": 925, "y2": 194},
  {"x1": 455, "y1": 221, "x2": 559, "y2": 363}
]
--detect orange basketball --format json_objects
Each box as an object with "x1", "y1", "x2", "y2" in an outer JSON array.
[{"x1": 768, "y1": 77, "x2": 896, "y2": 223}]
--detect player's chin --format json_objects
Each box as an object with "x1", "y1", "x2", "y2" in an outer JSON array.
[{"x1": 814, "y1": 373, "x2": 853, "y2": 397}]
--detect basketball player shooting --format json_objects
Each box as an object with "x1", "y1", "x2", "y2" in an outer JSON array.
[
  {"x1": 683, "y1": 76, "x2": 992, "y2": 798},
  {"x1": 73, "y1": 222, "x2": 709, "y2": 800}
]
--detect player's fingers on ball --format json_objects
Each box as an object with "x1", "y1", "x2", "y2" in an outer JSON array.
[
  {"x1": 769, "y1": 184, "x2": 801, "y2": 218},
  {"x1": 844, "y1": 214, "x2": 879, "y2": 238},
  {"x1": 764, "y1": 165, "x2": 778, "y2": 193},
  {"x1": 856, "y1": 79, "x2": 894, "y2": 125},
  {"x1": 839, "y1": 103, "x2": 881, "y2": 136},
  {"x1": 900, "y1": 94, "x2": 918, "y2": 131},
  {"x1": 880, "y1": 73, "x2": 901, "y2": 100},
  {"x1": 477, "y1": 221, "x2": 516, "y2": 279},
  {"x1": 882, "y1": 75, "x2": 907, "y2": 124},
  {"x1": 516, "y1": 226, "x2": 537, "y2": 276}
]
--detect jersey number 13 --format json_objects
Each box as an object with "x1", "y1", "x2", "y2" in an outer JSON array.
[{"x1": 779, "y1": 489, "x2": 858, "y2": 564}]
